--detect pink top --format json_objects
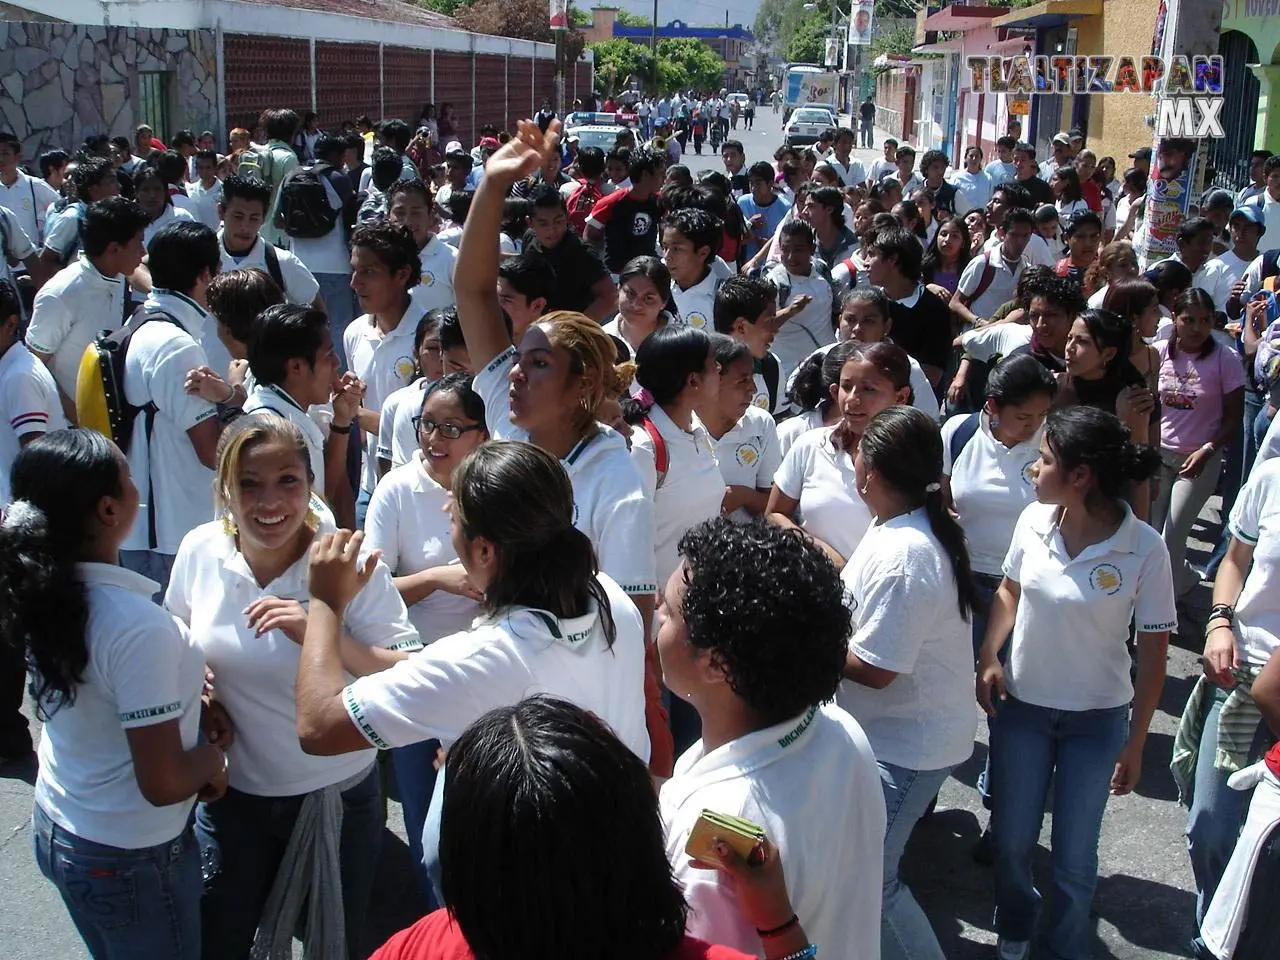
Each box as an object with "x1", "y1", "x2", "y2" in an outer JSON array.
[{"x1": 1156, "y1": 339, "x2": 1247, "y2": 453}]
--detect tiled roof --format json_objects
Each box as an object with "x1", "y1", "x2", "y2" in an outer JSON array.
[{"x1": 231, "y1": 0, "x2": 458, "y2": 29}]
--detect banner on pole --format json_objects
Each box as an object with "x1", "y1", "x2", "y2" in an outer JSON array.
[{"x1": 550, "y1": 0, "x2": 569, "y2": 30}]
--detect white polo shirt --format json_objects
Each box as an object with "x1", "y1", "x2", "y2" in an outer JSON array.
[
  {"x1": 831, "y1": 249, "x2": 872, "y2": 292},
  {"x1": 0, "y1": 170, "x2": 58, "y2": 245},
  {"x1": 120, "y1": 290, "x2": 219, "y2": 556},
  {"x1": 957, "y1": 248, "x2": 1026, "y2": 322},
  {"x1": 143, "y1": 204, "x2": 195, "y2": 247},
  {"x1": 0, "y1": 204, "x2": 36, "y2": 307},
  {"x1": 712, "y1": 404, "x2": 782, "y2": 523},
  {"x1": 762, "y1": 261, "x2": 836, "y2": 381},
  {"x1": 1245, "y1": 193, "x2": 1280, "y2": 254},
  {"x1": 0, "y1": 341, "x2": 68, "y2": 506},
  {"x1": 1162, "y1": 253, "x2": 1236, "y2": 313},
  {"x1": 777, "y1": 408, "x2": 824, "y2": 461},
  {"x1": 166, "y1": 520, "x2": 420, "y2": 796},
  {"x1": 787, "y1": 342, "x2": 939, "y2": 420},
  {"x1": 475, "y1": 346, "x2": 658, "y2": 596},
  {"x1": 1002, "y1": 501, "x2": 1176, "y2": 711},
  {"x1": 959, "y1": 321, "x2": 1032, "y2": 364},
  {"x1": 630, "y1": 404, "x2": 725, "y2": 588},
  {"x1": 342, "y1": 573, "x2": 649, "y2": 759},
  {"x1": 1227, "y1": 459, "x2": 1280, "y2": 666},
  {"x1": 827, "y1": 157, "x2": 867, "y2": 188},
  {"x1": 345, "y1": 303, "x2": 426, "y2": 493},
  {"x1": 951, "y1": 169, "x2": 993, "y2": 216},
  {"x1": 840, "y1": 508, "x2": 977, "y2": 771},
  {"x1": 220, "y1": 232, "x2": 320, "y2": 307},
  {"x1": 25, "y1": 255, "x2": 130, "y2": 400},
  {"x1": 670, "y1": 268, "x2": 719, "y2": 330},
  {"x1": 242, "y1": 382, "x2": 331, "y2": 491},
  {"x1": 773, "y1": 426, "x2": 872, "y2": 563},
  {"x1": 984, "y1": 230, "x2": 1056, "y2": 269},
  {"x1": 409, "y1": 237, "x2": 459, "y2": 316},
  {"x1": 376, "y1": 377, "x2": 432, "y2": 469},
  {"x1": 942, "y1": 412, "x2": 1043, "y2": 576},
  {"x1": 34, "y1": 562, "x2": 206, "y2": 849},
  {"x1": 185, "y1": 179, "x2": 223, "y2": 231},
  {"x1": 365, "y1": 453, "x2": 480, "y2": 644},
  {"x1": 661, "y1": 704, "x2": 884, "y2": 959}
]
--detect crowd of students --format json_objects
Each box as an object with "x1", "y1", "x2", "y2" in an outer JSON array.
[{"x1": 2, "y1": 101, "x2": 1280, "y2": 960}]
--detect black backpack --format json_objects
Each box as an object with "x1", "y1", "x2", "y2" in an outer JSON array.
[{"x1": 274, "y1": 163, "x2": 340, "y2": 239}]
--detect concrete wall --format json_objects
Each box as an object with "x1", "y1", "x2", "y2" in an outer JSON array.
[{"x1": 0, "y1": 21, "x2": 217, "y2": 159}]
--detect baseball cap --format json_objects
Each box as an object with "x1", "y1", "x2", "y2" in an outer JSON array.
[
  {"x1": 478, "y1": 136, "x2": 500, "y2": 150},
  {"x1": 1068, "y1": 127, "x2": 1084, "y2": 141},
  {"x1": 566, "y1": 134, "x2": 580, "y2": 145},
  {"x1": 1129, "y1": 146, "x2": 1152, "y2": 160},
  {"x1": 1052, "y1": 132, "x2": 1071, "y2": 146},
  {"x1": 445, "y1": 140, "x2": 464, "y2": 154},
  {"x1": 1230, "y1": 205, "x2": 1266, "y2": 235}
]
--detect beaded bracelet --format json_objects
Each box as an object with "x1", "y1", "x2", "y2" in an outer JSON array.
[
  {"x1": 773, "y1": 946, "x2": 817, "y2": 960},
  {"x1": 757, "y1": 914, "x2": 799, "y2": 939}
]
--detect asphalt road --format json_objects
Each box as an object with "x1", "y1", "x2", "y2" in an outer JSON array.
[{"x1": 0, "y1": 115, "x2": 1207, "y2": 959}]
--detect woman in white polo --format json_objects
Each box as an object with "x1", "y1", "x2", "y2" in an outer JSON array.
[
  {"x1": 977, "y1": 406, "x2": 1174, "y2": 960},
  {"x1": 840, "y1": 406, "x2": 981, "y2": 960},
  {"x1": 363, "y1": 372, "x2": 488, "y2": 900},
  {"x1": 768, "y1": 340, "x2": 913, "y2": 568},
  {"x1": 166, "y1": 416, "x2": 420, "y2": 959}
]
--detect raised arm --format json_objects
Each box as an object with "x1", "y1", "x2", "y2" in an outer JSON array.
[{"x1": 455, "y1": 120, "x2": 560, "y2": 368}]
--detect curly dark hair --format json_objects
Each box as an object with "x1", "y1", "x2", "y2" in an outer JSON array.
[
  {"x1": 677, "y1": 517, "x2": 849, "y2": 725},
  {"x1": 349, "y1": 220, "x2": 422, "y2": 290}
]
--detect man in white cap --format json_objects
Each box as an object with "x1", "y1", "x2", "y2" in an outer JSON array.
[{"x1": 1039, "y1": 132, "x2": 1073, "y2": 181}]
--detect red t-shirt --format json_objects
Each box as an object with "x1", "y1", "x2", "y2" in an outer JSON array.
[
  {"x1": 369, "y1": 911, "x2": 757, "y2": 960},
  {"x1": 1082, "y1": 180, "x2": 1103, "y2": 213},
  {"x1": 1265, "y1": 740, "x2": 1280, "y2": 779}
]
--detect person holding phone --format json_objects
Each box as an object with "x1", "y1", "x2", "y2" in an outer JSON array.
[{"x1": 657, "y1": 517, "x2": 884, "y2": 960}]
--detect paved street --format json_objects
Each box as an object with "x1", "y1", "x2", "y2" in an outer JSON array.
[{"x1": 0, "y1": 111, "x2": 1208, "y2": 959}]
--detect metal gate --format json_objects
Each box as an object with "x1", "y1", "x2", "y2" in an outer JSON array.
[{"x1": 1206, "y1": 31, "x2": 1260, "y2": 193}]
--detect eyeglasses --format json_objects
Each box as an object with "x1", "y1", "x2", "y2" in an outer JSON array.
[{"x1": 413, "y1": 417, "x2": 483, "y2": 439}]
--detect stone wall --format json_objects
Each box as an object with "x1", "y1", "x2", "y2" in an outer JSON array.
[{"x1": 0, "y1": 22, "x2": 217, "y2": 159}]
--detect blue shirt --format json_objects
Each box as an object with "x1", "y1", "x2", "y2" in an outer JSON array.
[{"x1": 737, "y1": 193, "x2": 792, "y2": 260}]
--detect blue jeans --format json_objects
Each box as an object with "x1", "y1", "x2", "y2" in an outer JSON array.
[
  {"x1": 33, "y1": 803, "x2": 202, "y2": 960},
  {"x1": 316, "y1": 273, "x2": 357, "y2": 369},
  {"x1": 1205, "y1": 391, "x2": 1269, "y2": 577},
  {"x1": 391, "y1": 739, "x2": 441, "y2": 908},
  {"x1": 1186, "y1": 685, "x2": 1267, "y2": 928},
  {"x1": 195, "y1": 765, "x2": 382, "y2": 960},
  {"x1": 880, "y1": 760, "x2": 954, "y2": 960},
  {"x1": 355, "y1": 486, "x2": 372, "y2": 531},
  {"x1": 971, "y1": 572, "x2": 1005, "y2": 808},
  {"x1": 990, "y1": 696, "x2": 1129, "y2": 959},
  {"x1": 119, "y1": 550, "x2": 176, "y2": 602}
]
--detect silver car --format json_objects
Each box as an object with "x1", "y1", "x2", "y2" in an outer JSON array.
[{"x1": 785, "y1": 108, "x2": 836, "y2": 147}]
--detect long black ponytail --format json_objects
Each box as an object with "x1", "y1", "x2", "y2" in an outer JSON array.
[
  {"x1": 1, "y1": 429, "x2": 125, "y2": 718},
  {"x1": 859, "y1": 406, "x2": 981, "y2": 621}
]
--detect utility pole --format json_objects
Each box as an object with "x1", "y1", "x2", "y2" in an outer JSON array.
[{"x1": 651, "y1": 0, "x2": 658, "y2": 96}]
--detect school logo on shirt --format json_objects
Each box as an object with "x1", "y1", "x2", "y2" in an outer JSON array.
[
  {"x1": 685, "y1": 311, "x2": 709, "y2": 329},
  {"x1": 1089, "y1": 563, "x2": 1123, "y2": 596},
  {"x1": 752, "y1": 392, "x2": 769, "y2": 410},
  {"x1": 735, "y1": 442, "x2": 759, "y2": 467},
  {"x1": 632, "y1": 212, "x2": 654, "y2": 237},
  {"x1": 394, "y1": 355, "x2": 416, "y2": 381},
  {"x1": 1021, "y1": 459, "x2": 1038, "y2": 486},
  {"x1": 421, "y1": 270, "x2": 436, "y2": 288}
]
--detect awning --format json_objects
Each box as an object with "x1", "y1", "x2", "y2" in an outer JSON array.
[
  {"x1": 988, "y1": 32, "x2": 1036, "y2": 55},
  {"x1": 922, "y1": 4, "x2": 1010, "y2": 32},
  {"x1": 992, "y1": 0, "x2": 1101, "y2": 30},
  {"x1": 912, "y1": 36, "x2": 964, "y2": 55}
]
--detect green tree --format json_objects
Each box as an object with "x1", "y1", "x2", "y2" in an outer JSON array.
[
  {"x1": 570, "y1": 6, "x2": 591, "y2": 25},
  {"x1": 786, "y1": 11, "x2": 829, "y2": 64},
  {"x1": 616, "y1": 9, "x2": 651, "y2": 25},
  {"x1": 656, "y1": 37, "x2": 726, "y2": 93},
  {"x1": 589, "y1": 38, "x2": 652, "y2": 96}
]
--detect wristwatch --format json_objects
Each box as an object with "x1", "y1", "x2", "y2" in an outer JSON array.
[{"x1": 1207, "y1": 603, "x2": 1234, "y2": 627}]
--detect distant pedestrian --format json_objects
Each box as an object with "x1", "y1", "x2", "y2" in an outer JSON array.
[{"x1": 860, "y1": 96, "x2": 876, "y2": 148}]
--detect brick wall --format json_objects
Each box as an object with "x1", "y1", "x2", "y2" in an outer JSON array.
[
  {"x1": 224, "y1": 34, "x2": 311, "y2": 133},
  {"x1": 534, "y1": 59, "x2": 556, "y2": 115},
  {"x1": 875, "y1": 70, "x2": 914, "y2": 144},
  {"x1": 509, "y1": 56, "x2": 535, "y2": 122},
  {"x1": 435, "y1": 51, "x2": 474, "y2": 144},
  {"x1": 316, "y1": 41, "x2": 380, "y2": 127},
  {"x1": 475, "y1": 53, "x2": 507, "y2": 129},
  {"x1": 384, "y1": 47, "x2": 432, "y2": 125}
]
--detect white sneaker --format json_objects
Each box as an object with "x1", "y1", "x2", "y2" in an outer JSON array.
[{"x1": 996, "y1": 939, "x2": 1030, "y2": 960}]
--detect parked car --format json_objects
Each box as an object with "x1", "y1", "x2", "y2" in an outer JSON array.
[{"x1": 784, "y1": 107, "x2": 837, "y2": 147}]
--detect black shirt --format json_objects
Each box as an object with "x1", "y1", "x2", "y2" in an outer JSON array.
[
  {"x1": 1018, "y1": 176, "x2": 1054, "y2": 207},
  {"x1": 590, "y1": 188, "x2": 662, "y2": 274},
  {"x1": 888, "y1": 285, "x2": 953, "y2": 376},
  {"x1": 521, "y1": 229, "x2": 610, "y2": 314}
]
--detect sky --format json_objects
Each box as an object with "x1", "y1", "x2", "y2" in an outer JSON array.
[{"x1": 594, "y1": 0, "x2": 763, "y2": 32}]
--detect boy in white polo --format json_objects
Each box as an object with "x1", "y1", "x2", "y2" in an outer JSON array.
[
  {"x1": 119, "y1": 221, "x2": 227, "y2": 593},
  {"x1": 344, "y1": 221, "x2": 426, "y2": 524},
  {"x1": 26, "y1": 197, "x2": 150, "y2": 421},
  {"x1": 657, "y1": 517, "x2": 885, "y2": 960},
  {"x1": 953, "y1": 207, "x2": 1035, "y2": 326},
  {"x1": 385, "y1": 180, "x2": 458, "y2": 317},
  {"x1": 663, "y1": 207, "x2": 722, "y2": 329}
]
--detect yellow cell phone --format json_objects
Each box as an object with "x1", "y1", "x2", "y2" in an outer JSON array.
[{"x1": 684, "y1": 809, "x2": 766, "y2": 865}]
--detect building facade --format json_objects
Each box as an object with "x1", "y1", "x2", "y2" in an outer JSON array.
[
  {"x1": 580, "y1": 8, "x2": 754, "y2": 89},
  {"x1": 0, "y1": 0, "x2": 591, "y2": 156}
]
